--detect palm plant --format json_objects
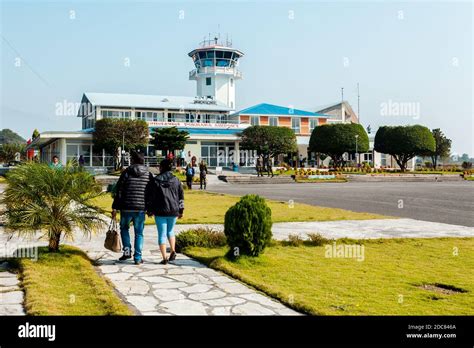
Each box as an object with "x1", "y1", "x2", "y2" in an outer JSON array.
[{"x1": 1, "y1": 162, "x2": 106, "y2": 252}]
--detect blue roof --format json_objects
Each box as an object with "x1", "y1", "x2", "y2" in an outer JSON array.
[{"x1": 232, "y1": 103, "x2": 329, "y2": 117}]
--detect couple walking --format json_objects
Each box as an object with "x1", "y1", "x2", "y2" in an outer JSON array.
[{"x1": 111, "y1": 152, "x2": 184, "y2": 265}]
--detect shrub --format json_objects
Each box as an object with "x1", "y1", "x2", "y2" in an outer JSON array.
[
  {"x1": 306, "y1": 233, "x2": 331, "y2": 246},
  {"x1": 176, "y1": 227, "x2": 226, "y2": 252},
  {"x1": 224, "y1": 194, "x2": 272, "y2": 257},
  {"x1": 285, "y1": 234, "x2": 304, "y2": 247},
  {"x1": 462, "y1": 161, "x2": 472, "y2": 170}
]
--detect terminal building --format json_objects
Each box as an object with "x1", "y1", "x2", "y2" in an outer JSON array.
[{"x1": 29, "y1": 36, "x2": 331, "y2": 169}]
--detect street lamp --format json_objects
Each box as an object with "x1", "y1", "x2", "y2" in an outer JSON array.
[{"x1": 355, "y1": 134, "x2": 359, "y2": 166}]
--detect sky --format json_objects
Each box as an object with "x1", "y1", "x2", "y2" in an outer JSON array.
[{"x1": 1, "y1": 0, "x2": 472, "y2": 155}]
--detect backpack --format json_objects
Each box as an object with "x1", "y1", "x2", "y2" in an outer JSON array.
[{"x1": 186, "y1": 166, "x2": 194, "y2": 176}]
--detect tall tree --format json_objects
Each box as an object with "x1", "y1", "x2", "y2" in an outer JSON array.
[
  {"x1": 93, "y1": 118, "x2": 149, "y2": 169},
  {"x1": 374, "y1": 125, "x2": 435, "y2": 172},
  {"x1": 151, "y1": 127, "x2": 189, "y2": 156},
  {"x1": 427, "y1": 128, "x2": 451, "y2": 169},
  {"x1": 239, "y1": 126, "x2": 297, "y2": 161},
  {"x1": 309, "y1": 123, "x2": 369, "y2": 168},
  {"x1": 32, "y1": 129, "x2": 40, "y2": 140}
]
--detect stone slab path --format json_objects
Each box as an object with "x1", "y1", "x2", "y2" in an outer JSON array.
[
  {"x1": 0, "y1": 261, "x2": 25, "y2": 315},
  {"x1": 93, "y1": 251, "x2": 298, "y2": 316},
  {"x1": 167, "y1": 218, "x2": 474, "y2": 240}
]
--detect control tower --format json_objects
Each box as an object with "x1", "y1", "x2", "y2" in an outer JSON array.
[{"x1": 188, "y1": 35, "x2": 244, "y2": 110}]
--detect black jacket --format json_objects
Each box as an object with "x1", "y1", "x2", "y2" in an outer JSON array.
[
  {"x1": 147, "y1": 171, "x2": 184, "y2": 217},
  {"x1": 112, "y1": 164, "x2": 153, "y2": 211}
]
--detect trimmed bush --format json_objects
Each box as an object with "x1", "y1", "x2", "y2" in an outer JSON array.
[
  {"x1": 224, "y1": 194, "x2": 272, "y2": 257},
  {"x1": 175, "y1": 227, "x2": 226, "y2": 252}
]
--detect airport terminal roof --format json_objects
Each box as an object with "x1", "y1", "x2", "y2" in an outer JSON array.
[
  {"x1": 232, "y1": 103, "x2": 329, "y2": 117},
  {"x1": 82, "y1": 93, "x2": 233, "y2": 112}
]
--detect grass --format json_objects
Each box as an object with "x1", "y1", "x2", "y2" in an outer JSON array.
[
  {"x1": 94, "y1": 190, "x2": 387, "y2": 224},
  {"x1": 465, "y1": 176, "x2": 474, "y2": 181},
  {"x1": 184, "y1": 237, "x2": 474, "y2": 315},
  {"x1": 10, "y1": 246, "x2": 133, "y2": 315},
  {"x1": 0, "y1": 176, "x2": 6, "y2": 183}
]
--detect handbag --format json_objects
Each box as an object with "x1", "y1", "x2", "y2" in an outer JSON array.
[{"x1": 104, "y1": 218, "x2": 122, "y2": 252}]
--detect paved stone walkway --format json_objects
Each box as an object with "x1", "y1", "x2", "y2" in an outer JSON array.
[
  {"x1": 0, "y1": 261, "x2": 25, "y2": 315},
  {"x1": 92, "y1": 251, "x2": 298, "y2": 316},
  {"x1": 168, "y1": 218, "x2": 474, "y2": 240}
]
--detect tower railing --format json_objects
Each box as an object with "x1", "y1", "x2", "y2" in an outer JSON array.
[{"x1": 189, "y1": 67, "x2": 242, "y2": 79}]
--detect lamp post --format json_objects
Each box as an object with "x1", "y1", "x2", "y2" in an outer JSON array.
[{"x1": 355, "y1": 134, "x2": 359, "y2": 166}]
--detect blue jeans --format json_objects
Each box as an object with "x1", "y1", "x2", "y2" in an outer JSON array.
[
  {"x1": 120, "y1": 211, "x2": 145, "y2": 261},
  {"x1": 155, "y1": 216, "x2": 177, "y2": 245}
]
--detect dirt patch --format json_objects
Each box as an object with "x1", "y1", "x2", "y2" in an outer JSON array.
[{"x1": 419, "y1": 283, "x2": 468, "y2": 295}]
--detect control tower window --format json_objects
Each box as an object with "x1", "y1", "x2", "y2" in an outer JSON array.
[{"x1": 206, "y1": 77, "x2": 212, "y2": 86}]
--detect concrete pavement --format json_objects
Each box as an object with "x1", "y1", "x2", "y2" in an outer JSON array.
[{"x1": 207, "y1": 180, "x2": 474, "y2": 227}]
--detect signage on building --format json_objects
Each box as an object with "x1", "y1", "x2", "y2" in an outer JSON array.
[{"x1": 147, "y1": 121, "x2": 245, "y2": 129}]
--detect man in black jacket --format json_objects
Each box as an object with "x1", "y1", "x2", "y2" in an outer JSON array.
[
  {"x1": 147, "y1": 159, "x2": 184, "y2": 264},
  {"x1": 112, "y1": 151, "x2": 153, "y2": 264}
]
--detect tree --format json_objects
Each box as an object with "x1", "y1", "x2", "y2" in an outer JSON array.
[
  {"x1": 374, "y1": 125, "x2": 435, "y2": 172},
  {"x1": 1, "y1": 162, "x2": 106, "y2": 252},
  {"x1": 151, "y1": 126, "x2": 189, "y2": 156},
  {"x1": 425, "y1": 128, "x2": 451, "y2": 169},
  {"x1": 0, "y1": 143, "x2": 26, "y2": 163},
  {"x1": 93, "y1": 118, "x2": 149, "y2": 169},
  {"x1": 239, "y1": 126, "x2": 297, "y2": 161},
  {"x1": 309, "y1": 123, "x2": 369, "y2": 168},
  {"x1": 0, "y1": 129, "x2": 26, "y2": 145},
  {"x1": 32, "y1": 129, "x2": 40, "y2": 140}
]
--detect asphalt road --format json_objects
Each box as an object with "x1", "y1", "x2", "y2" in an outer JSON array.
[{"x1": 208, "y1": 181, "x2": 474, "y2": 227}]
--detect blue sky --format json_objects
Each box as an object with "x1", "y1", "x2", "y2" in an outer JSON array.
[{"x1": 1, "y1": 0, "x2": 472, "y2": 155}]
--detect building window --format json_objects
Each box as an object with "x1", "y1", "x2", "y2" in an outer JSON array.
[
  {"x1": 309, "y1": 118, "x2": 318, "y2": 132},
  {"x1": 269, "y1": 116, "x2": 278, "y2": 127},
  {"x1": 136, "y1": 111, "x2": 163, "y2": 122},
  {"x1": 230, "y1": 78, "x2": 234, "y2": 87},
  {"x1": 291, "y1": 117, "x2": 301, "y2": 134},
  {"x1": 102, "y1": 110, "x2": 131, "y2": 119},
  {"x1": 206, "y1": 77, "x2": 212, "y2": 86},
  {"x1": 250, "y1": 116, "x2": 260, "y2": 126}
]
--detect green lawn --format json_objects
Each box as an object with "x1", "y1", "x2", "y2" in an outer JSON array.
[
  {"x1": 465, "y1": 176, "x2": 474, "y2": 181},
  {"x1": 94, "y1": 190, "x2": 387, "y2": 224},
  {"x1": 184, "y1": 238, "x2": 474, "y2": 315},
  {"x1": 11, "y1": 246, "x2": 133, "y2": 315}
]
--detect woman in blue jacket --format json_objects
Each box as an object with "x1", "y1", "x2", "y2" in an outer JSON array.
[{"x1": 147, "y1": 159, "x2": 184, "y2": 264}]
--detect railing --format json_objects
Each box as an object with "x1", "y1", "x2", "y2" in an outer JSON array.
[{"x1": 189, "y1": 67, "x2": 242, "y2": 79}]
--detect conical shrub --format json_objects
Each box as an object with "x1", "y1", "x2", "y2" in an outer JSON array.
[{"x1": 224, "y1": 194, "x2": 272, "y2": 257}]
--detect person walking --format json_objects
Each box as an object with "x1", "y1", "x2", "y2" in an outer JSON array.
[
  {"x1": 179, "y1": 150, "x2": 186, "y2": 167},
  {"x1": 199, "y1": 160, "x2": 208, "y2": 190},
  {"x1": 147, "y1": 159, "x2": 184, "y2": 264},
  {"x1": 112, "y1": 151, "x2": 153, "y2": 265},
  {"x1": 264, "y1": 156, "x2": 274, "y2": 177},
  {"x1": 185, "y1": 161, "x2": 195, "y2": 190},
  {"x1": 78, "y1": 155, "x2": 85, "y2": 167},
  {"x1": 256, "y1": 154, "x2": 264, "y2": 177}
]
